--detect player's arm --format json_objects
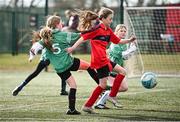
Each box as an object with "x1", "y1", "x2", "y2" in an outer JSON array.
[
  {"x1": 29, "y1": 41, "x2": 44, "y2": 62},
  {"x1": 66, "y1": 37, "x2": 84, "y2": 53},
  {"x1": 119, "y1": 35, "x2": 136, "y2": 44},
  {"x1": 66, "y1": 29, "x2": 97, "y2": 53},
  {"x1": 110, "y1": 29, "x2": 136, "y2": 44},
  {"x1": 122, "y1": 44, "x2": 137, "y2": 60},
  {"x1": 69, "y1": 32, "x2": 81, "y2": 44}
]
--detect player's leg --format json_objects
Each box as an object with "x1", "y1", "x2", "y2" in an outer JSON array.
[
  {"x1": 107, "y1": 63, "x2": 126, "y2": 107},
  {"x1": 57, "y1": 71, "x2": 80, "y2": 115},
  {"x1": 82, "y1": 65, "x2": 109, "y2": 113},
  {"x1": 60, "y1": 79, "x2": 68, "y2": 95},
  {"x1": 94, "y1": 90, "x2": 110, "y2": 109},
  {"x1": 109, "y1": 74, "x2": 128, "y2": 92},
  {"x1": 78, "y1": 59, "x2": 111, "y2": 90},
  {"x1": 82, "y1": 77, "x2": 107, "y2": 113},
  {"x1": 78, "y1": 59, "x2": 99, "y2": 84},
  {"x1": 12, "y1": 59, "x2": 50, "y2": 96}
]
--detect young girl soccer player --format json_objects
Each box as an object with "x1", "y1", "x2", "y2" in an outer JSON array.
[
  {"x1": 66, "y1": 7, "x2": 136, "y2": 114},
  {"x1": 95, "y1": 24, "x2": 137, "y2": 109},
  {"x1": 12, "y1": 31, "x2": 68, "y2": 96},
  {"x1": 35, "y1": 15, "x2": 99, "y2": 115}
]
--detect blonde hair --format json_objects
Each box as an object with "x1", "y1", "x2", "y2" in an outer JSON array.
[
  {"x1": 46, "y1": 15, "x2": 61, "y2": 29},
  {"x1": 31, "y1": 31, "x2": 41, "y2": 43},
  {"x1": 98, "y1": 7, "x2": 114, "y2": 20},
  {"x1": 114, "y1": 24, "x2": 127, "y2": 35},
  {"x1": 77, "y1": 10, "x2": 98, "y2": 31},
  {"x1": 39, "y1": 26, "x2": 54, "y2": 51}
]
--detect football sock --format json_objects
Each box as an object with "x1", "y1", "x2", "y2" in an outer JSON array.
[
  {"x1": 68, "y1": 88, "x2": 76, "y2": 111},
  {"x1": 61, "y1": 80, "x2": 66, "y2": 92},
  {"x1": 96, "y1": 90, "x2": 110, "y2": 105},
  {"x1": 87, "y1": 67, "x2": 99, "y2": 84},
  {"x1": 109, "y1": 74, "x2": 125, "y2": 97},
  {"x1": 18, "y1": 81, "x2": 28, "y2": 90},
  {"x1": 85, "y1": 86, "x2": 104, "y2": 107}
]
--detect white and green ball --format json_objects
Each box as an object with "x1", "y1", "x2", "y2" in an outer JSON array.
[{"x1": 141, "y1": 72, "x2": 157, "y2": 89}]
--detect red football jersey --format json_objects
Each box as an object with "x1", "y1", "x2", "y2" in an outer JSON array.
[{"x1": 81, "y1": 23, "x2": 121, "y2": 69}]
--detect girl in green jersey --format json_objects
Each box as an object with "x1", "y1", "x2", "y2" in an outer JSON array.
[
  {"x1": 12, "y1": 31, "x2": 68, "y2": 96},
  {"x1": 38, "y1": 15, "x2": 99, "y2": 115}
]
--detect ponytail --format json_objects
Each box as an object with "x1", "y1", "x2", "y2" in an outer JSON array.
[
  {"x1": 39, "y1": 27, "x2": 54, "y2": 51},
  {"x1": 77, "y1": 10, "x2": 98, "y2": 32}
]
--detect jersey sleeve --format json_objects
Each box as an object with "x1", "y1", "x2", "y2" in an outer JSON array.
[
  {"x1": 109, "y1": 43, "x2": 123, "y2": 55},
  {"x1": 29, "y1": 41, "x2": 44, "y2": 61},
  {"x1": 80, "y1": 29, "x2": 97, "y2": 41},
  {"x1": 109, "y1": 29, "x2": 121, "y2": 44}
]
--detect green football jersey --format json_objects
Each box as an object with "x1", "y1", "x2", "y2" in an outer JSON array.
[
  {"x1": 39, "y1": 29, "x2": 80, "y2": 73},
  {"x1": 108, "y1": 43, "x2": 127, "y2": 66}
]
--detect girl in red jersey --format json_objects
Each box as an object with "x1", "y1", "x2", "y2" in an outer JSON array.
[{"x1": 66, "y1": 7, "x2": 136, "y2": 113}]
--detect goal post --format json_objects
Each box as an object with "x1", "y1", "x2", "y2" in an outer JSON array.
[{"x1": 124, "y1": 6, "x2": 180, "y2": 77}]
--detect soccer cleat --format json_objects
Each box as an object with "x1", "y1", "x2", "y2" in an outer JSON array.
[
  {"x1": 107, "y1": 96, "x2": 123, "y2": 108},
  {"x1": 94, "y1": 104, "x2": 110, "y2": 109},
  {"x1": 12, "y1": 87, "x2": 21, "y2": 96},
  {"x1": 60, "y1": 91, "x2": 68, "y2": 96},
  {"x1": 113, "y1": 103, "x2": 123, "y2": 108},
  {"x1": 82, "y1": 106, "x2": 96, "y2": 114},
  {"x1": 66, "y1": 109, "x2": 81, "y2": 115}
]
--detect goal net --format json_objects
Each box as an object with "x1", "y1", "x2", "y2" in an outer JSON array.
[{"x1": 124, "y1": 6, "x2": 180, "y2": 77}]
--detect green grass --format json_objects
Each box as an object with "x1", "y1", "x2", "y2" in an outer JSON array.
[
  {"x1": 0, "y1": 54, "x2": 90, "y2": 71},
  {"x1": 0, "y1": 71, "x2": 180, "y2": 121},
  {"x1": 1, "y1": 53, "x2": 180, "y2": 74},
  {"x1": 0, "y1": 53, "x2": 180, "y2": 121}
]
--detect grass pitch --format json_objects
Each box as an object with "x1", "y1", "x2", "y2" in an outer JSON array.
[
  {"x1": 0, "y1": 54, "x2": 180, "y2": 121},
  {"x1": 0, "y1": 71, "x2": 180, "y2": 121}
]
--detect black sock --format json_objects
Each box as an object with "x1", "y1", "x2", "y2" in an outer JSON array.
[
  {"x1": 87, "y1": 67, "x2": 99, "y2": 84},
  {"x1": 61, "y1": 80, "x2": 66, "y2": 92},
  {"x1": 18, "y1": 81, "x2": 28, "y2": 90},
  {"x1": 68, "y1": 88, "x2": 76, "y2": 111}
]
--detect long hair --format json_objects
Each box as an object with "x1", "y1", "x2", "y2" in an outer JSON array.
[
  {"x1": 31, "y1": 31, "x2": 41, "y2": 43},
  {"x1": 46, "y1": 15, "x2": 61, "y2": 29},
  {"x1": 39, "y1": 27, "x2": 54, "y2": 51},
  {"x1": 77, "y1": 10, "x2": 98, "y2": 32},
  {"x1": 98, "y1": 7, "x2": 114, "y2": 20}
]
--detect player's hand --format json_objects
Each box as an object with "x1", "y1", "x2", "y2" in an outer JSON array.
[
  {"x1": 29, "y1": 58, "x2": 32, "y2": 62},
  {"x1": 65, "y1": 47, "x2": 74, "y2": 53},
  {"x1": 129, "y1": 35, "x2": 136, "y2": 42}
]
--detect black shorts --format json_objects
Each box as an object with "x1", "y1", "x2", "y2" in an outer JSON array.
[
  {"x1": 97, "y1": 61, "x2": 116, "y2": 79},
  {"x1": 57, "y1": 58, "x2": 80, "y2": 81}
]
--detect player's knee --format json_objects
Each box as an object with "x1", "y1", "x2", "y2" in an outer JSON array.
[
  {"x1": 119, "y1": 86, "x2": 128, "y2": 92},
  {"x1": 99, "y1": 81, "x2": 107, "y2": 89},
  {"x1": 123, "y1": 87, "x2": 128, "y2": 92},
  {"x1": 118, "y1": 69, "x2": 127, "y2": 76}
]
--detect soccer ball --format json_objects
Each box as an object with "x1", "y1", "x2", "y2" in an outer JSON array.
[{"x1": 140, "y1": 72, "x2": 157, "y2": 89}]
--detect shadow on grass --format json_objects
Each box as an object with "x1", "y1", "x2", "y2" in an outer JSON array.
[{"x1": 82, "y1": 111, "x2": 180, "y2": 121}]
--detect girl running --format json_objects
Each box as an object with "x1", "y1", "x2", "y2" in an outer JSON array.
[
  {"x1": 36, "y1": 15, "x2": 99, "y2": 115},
  {"x1": 66, "y1": 7, "x2": 136, "y2": 114},
  {"x1": 95, "y1": 24, "x2": 137, "y2": 109},
  {"x1": 12, "y1": 31, "x2": 68, "y2": 96}
]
